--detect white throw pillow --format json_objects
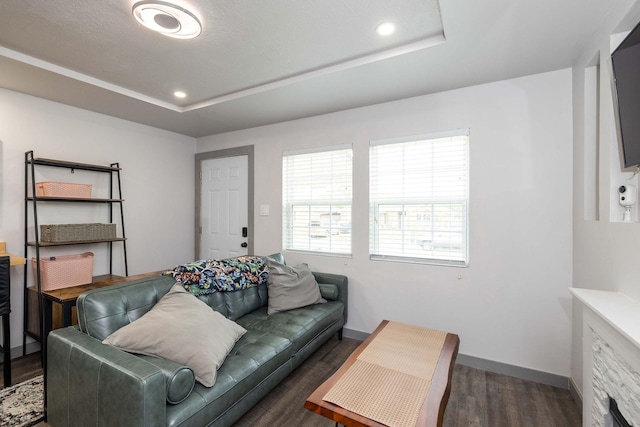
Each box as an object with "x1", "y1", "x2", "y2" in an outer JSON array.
[{"x1": 103, "y1": 284, "x2": 246, "y2": 387}]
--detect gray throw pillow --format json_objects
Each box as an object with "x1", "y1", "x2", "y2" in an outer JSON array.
[
  {"x1": 103, "y1": 284, "x2": 246, "y2": 387},
  {"x1": 266, "y1": 258, "x2": 326, "y2": 315}
]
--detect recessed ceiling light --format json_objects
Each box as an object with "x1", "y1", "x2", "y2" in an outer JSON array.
[
  {"x1": 132, "y1": 1, "x2": 202, "y2": 39},
  {"x1": 376, "y1": 22, "x2": 396, "y2": 36},
  {"x1": 174, "y1": 90, "x2": 187, "y2": 98}
]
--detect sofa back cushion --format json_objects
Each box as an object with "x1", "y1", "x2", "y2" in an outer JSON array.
[
  {"x1": 77, "y1": 273, "x2": 269, "y2": 338},
  {"x1": 77, "y1": 275, "x2": 176, "y2": 340},
  {"x1": 199, "y1": 284, "x2": 268, "y2": 320},
  {"x1": 76, "y1": 253, "x2": 297, "y2": 337}
]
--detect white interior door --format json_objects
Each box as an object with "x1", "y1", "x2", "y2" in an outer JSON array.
[{"x1": 200, "y1": 155, "x2": 248, "y2": 259}]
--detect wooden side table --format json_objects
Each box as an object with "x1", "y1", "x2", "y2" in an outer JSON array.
[
  {"x1": 44, "y1": 271, "x2": 162, "y2": 330},
  {"x1": 27, "y1": 270, "x2": 165, "y2": 354}
]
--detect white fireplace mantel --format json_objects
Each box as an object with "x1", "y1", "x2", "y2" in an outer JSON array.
[
  {"x1": 571, "y1": 288, "x2": 640, "y2": 351},
  {"x1": 571, "y1": 288, "x2": 640, "y2": 427}
]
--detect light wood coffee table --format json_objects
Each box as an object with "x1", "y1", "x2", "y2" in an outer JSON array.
[{"x1": 305, "y1": 320, "x2": 459, "y2": 427}]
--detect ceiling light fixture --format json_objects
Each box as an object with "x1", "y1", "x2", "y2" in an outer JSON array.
[
  {"x1": 174, "y1": 90, "x2": 187, "y2": 98},
  {"x1": 132, "y1": 1, "x2": 202, "y2": 39},
  {"x1": 376, "y1": 22, "x2": 396, "y2": 36}
]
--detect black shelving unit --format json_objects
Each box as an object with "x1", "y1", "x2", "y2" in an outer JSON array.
[{"x1": 22, "y1": 151, "x2": 128, "y2": 360}]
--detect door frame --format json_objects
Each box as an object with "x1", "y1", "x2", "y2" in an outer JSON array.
[{"x1": 195, "y1": 146, "x2": 254, "y2": 259}]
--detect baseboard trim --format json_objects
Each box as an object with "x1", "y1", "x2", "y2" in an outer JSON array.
[
  {"x1": 568, "y1": 377, "x2": 583, "y2": 413},
  {"x1": 343, "y1": 327, "x2": 571, "y2": 390},
  {"x1": 342, "y1": 327, "x2": 369, "y2": 341},
  {"x1": 456, "y1": 353, "x2": 569, "y2": 389},
  {"x1": 9, "y1": 342, "x2": 40, "y2": 359}
]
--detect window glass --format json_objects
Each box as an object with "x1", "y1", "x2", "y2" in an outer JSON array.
[
  {"x1": 369, "y1": 131, "x2": 469, "y2": 265},
  {"x1": 283, "y1": 147, "x2": 352, "y2": 254}
]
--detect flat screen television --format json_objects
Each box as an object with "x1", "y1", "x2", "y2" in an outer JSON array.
[{"x1": 612, "y1": 20, "x2": 640, "y2": 168}]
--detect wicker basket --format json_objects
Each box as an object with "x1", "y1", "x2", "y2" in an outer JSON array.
[
  {"x1": 40, "y1": 223, "x2": 116, "y2": 243},
  {"x1": 36, "y1": 182, "x2": 92, "y2": 198},
  {"x1": 32, "y1": 252, "x2": 94, "y2": 290}
]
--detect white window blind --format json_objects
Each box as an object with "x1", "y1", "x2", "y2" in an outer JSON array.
[
  {"x1": 283, "y1": 146, "x2": 352, "y2": 254},
  {"x1": 369, "y1": 130, "x2": 469, "y2": 266}
]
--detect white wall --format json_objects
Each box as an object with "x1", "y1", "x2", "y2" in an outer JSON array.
[
  {"x1": 571, "y1": 0, "x2": 640, "y2": 397},
  {"x1": 198, "y1": 69, "x2": 574, "y2": 376},
  {"x1": 0, "y1": 88, "x2": 196, "y2": 353},
  {"x1": 572, "y1": 0, "x2": 640, "y2": 301}
]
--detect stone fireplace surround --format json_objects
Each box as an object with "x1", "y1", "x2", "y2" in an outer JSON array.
[{"x1": 571, "y1": 289, "x2": 640, "y2": 427}]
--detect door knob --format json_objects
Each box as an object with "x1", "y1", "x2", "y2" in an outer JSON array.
[{"x1": 241, "y1": 242, "x2": 248, "y2": 248}]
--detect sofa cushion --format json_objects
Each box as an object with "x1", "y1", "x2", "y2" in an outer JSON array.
[
  {"x1": 77, "y1": 275, "x2": 177, "y2": 340},
  {"x1": 266, "y1": 259, "x2": 325, "y2": 315},
  {"x1": 222, "y1": 285, "x2": 266, "y2": 320},
  {"x1": 237, "y1": 301, "x2": 344, "y2": 354},
  {"x1": 263, "y1": 252, "x2": 285, "y2": 265},
  {"x1": 164, "y1": 329, "x2": 293, "y2": 427},
  {"x1": 103, "y1": 284, "x2": 246, "y2": 387}
]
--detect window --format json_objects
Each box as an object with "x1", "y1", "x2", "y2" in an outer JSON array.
[
  {"x1": 283, "y1": 146, "x2": 352, "y2": 254},
  {"x1": 369, "y1": 130, "x2": 469, "y2": 266}
]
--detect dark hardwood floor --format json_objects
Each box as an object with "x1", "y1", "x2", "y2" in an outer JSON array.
[
  {"x1": 2, "y1": 337, "x2": 581, "y2": 427},
  {"x1": 0, "y1": 351, "x2": 43, "y2": 389},
  {"x1": 234, "y1": 337, "x2": 582, "y2": 427}
]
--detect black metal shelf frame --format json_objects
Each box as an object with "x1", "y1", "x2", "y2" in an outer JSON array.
[{"x1": 22, "y1": 150, "x2": 129, "y2": 360}]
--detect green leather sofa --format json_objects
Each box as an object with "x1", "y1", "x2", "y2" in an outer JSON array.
[{"x1": 46, "y1": 256, "x2": 348, "y2": 427}]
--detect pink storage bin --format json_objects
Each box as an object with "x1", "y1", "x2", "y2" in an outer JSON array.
[
  {"x1": 36, "y1": 182, "x2": 92, "y2": 198},
  {"x1": 32, "y1": 252, "x2": 94, "y2": 290}
]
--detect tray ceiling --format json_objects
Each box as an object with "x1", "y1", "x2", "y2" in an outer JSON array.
[{"x1": 0, "y1": 0, "x2": 624, "y2": 137}]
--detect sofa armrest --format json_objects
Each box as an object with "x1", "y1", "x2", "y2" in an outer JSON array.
[
  {"x1": 312, "y1": 272, "x2": 348, "y2": 324},
  {"x1": 47, "y1": 327, "x2": 166, "y2": 427}
]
